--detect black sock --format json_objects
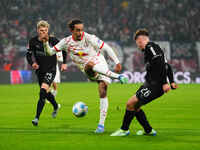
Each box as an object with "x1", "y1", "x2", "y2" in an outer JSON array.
[
  {"x1": 135, "y1": 109, "x2": 152, "y2": 133},
  {"x1": 121, "y1": 109, "x2": 136, "y2": 130},
  {"x1": 46, "y1": 92, "x2": 58, "y2": 110},
  {"x1": 35, "y1": 88, "x2": 47, "y2": 119}
]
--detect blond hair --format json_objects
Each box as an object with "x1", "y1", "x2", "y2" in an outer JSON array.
[{"x1": 37, "y1": 20, "x2": 50, "y2": 29}]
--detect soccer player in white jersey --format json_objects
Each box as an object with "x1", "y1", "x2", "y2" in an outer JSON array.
[{"x1": 43, "y1": 19, "x2": 128, "y2": 133}]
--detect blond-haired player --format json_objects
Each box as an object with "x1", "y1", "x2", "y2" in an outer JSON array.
[{"x1": 26, "y1": 20, "x2": 66, "y2": 126}]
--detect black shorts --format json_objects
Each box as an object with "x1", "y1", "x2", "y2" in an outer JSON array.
[
  {"x1": 136, "y1": 82, "x2": 164, "y2": 106},
  {"x1": 36, "y1": 70, "x2": 56, "y2": 87}
]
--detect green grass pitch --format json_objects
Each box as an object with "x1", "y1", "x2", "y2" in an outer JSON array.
[{"x1": 0, "y1": 83, "x2": 200, "y2": 150}]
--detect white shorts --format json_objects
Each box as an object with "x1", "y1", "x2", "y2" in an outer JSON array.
[
  {"x1": 53, "y1": 64, "x2": 61, "y2": 83},
  {"x1": 76, "y1": 55, "x2": 112, "y2": 84}
]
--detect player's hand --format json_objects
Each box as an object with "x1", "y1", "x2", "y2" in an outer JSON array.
[
  {"x1": 42, "y1": 34, "x2": 49, "y2": 43},
  {"x1": 32, "y1": 63, "x2": 39, "y2": 70},
  {"x1": 163, "y1": 84, "x2": 171, "y2": 93},
  {"x1": 114, "y1": 63, "x2": 122, "y2": 73},
  {"x1": 171, "y1": 82, "x2": 178, "y2": 89},
  {"x1": 61, "y1": 64, "x2": 67, "y2": 71}
]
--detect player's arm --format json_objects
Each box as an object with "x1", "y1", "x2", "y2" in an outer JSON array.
[
  {"x1": 26, "y1": 48, "x2": 34, "y2": 66},
  {"x1": 165, "y1": 63, "x2": 178, "y2": 89},
  {"x1": 166, "y1": 63, "x2": 174, "y2": 83},
  {"x1": 26, "y1": 40, "x2": 34, "y2": 66},
  {"x1": 61, "y1": 51, "x2": 67, "y2": 71},
  {"x1": 101, "y1": 43, "x2": 120, "y2": 64},
  {"x1": 88, "y1": 34, "x2": 121, "y2": 72},
  {"x1": 153, "y1": 55, "x2": 170, "y2": 92},
  {"x1": 43, "y1": 38, "x2": 67, "y2": 56},
  {"x1": 101, "y1": 43, "x2": 121, "y2": 73},
  {"x1": 26, "y1": 40, "x2": 39, "y2": 69},
  {"x1": 62, "y1": 51, "x2": 67, "y2": 64}
]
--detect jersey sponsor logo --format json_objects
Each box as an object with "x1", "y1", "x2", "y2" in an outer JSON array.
[{"x1": 74, "y1": 51, "x2": 88, "y2": 58}]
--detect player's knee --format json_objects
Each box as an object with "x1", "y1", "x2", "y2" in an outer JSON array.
[
  {"x1": 99, "y1": 82, "x2": 107, "y2": 98},
  {"x1": 41, "y1": 82, "x2": 49, "y2": 89},
  {"x1": 85, "y1": 61, "x2": 94, "y2": 70},
  {"x1": 85, "y1": 63, "x2": 96, "y2": 77},
  {"x1": 100, "y1": 89, "x2": 107, "y2": 98},
  {"x1": 126, "y1": 101, "x2": 134, "y2": 110},
  {"x1": 126, "y1": 96, "x2": 138, "y2": 110}
]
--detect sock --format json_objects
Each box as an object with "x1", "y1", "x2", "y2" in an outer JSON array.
[
  {"x1": 35, "y1": 88, "x2": 47, "y2": 119},
  {"x1": 121, "y1": 109, "x2": 136, "y2": 130},
  {"x1": 46, "y1": 92, "x2": 58, "y2": 110},
  {"x1": 93, "y1": 63, "x2": 119, "y2": 79},
  {"x1": 99, "y1": 97, "x2": 109, "y2": 126},
  {"x1": 135, "y1": 109, "x2": 152, "y2": 133},
  {"x1": 51, "y1": 89, "x2": 57, "y2": 97}
]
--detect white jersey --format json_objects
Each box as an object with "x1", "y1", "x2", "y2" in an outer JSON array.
[
  {"x1": 48, "y1": 32, "x2": 120, "y2": 84},
  {"x1": 53, "y1": 32, "x2": 105, "y2": 67}
]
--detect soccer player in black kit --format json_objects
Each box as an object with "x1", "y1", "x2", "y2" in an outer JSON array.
[
  {"x1": 26, "y1": 20, "x2": 67, "y2": 126},
  {"x1": 111, "y1": 29, "x2": 173, "y2": 136}
]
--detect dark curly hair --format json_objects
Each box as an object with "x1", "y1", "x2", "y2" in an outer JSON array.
[{"x1": 68, "y1": 19, "x2": 83, "y2": 30}]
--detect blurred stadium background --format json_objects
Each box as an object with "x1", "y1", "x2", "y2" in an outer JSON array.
[
  {"x1": 0, "y1": 0, "x2": 200, "y2": 84},
  {"x1": 1, "y1": 1, "x2": 200, "y2": 150}
]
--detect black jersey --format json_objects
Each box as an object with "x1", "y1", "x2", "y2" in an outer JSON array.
[
  {"x1": 143, "y1": 42, "x2": 167, "y2": 85},
  {"x1": 26, "y1": 36, "x2": 59, "y2": 73}
]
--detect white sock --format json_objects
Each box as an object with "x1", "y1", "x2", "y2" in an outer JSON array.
[
  {"x1": 99, "y1": 97, "x2": 109, "y2": 126},
  {"x1": 93, "y1": 63, "x2": 119, "y2": 79},
  {"x1": 51, "y1": 89, "x2": 57, "y2": 97}
]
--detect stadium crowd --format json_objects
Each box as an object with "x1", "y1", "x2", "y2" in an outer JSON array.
[{"x1": 0, "y1": 0, "x2": 200, "y2": 71}]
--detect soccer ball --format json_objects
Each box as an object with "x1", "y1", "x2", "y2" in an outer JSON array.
[{"x1": 72, "y1": 102, "x2": 88, "y2": 117}]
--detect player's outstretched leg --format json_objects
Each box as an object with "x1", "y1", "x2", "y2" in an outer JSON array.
[
  {"x1": 92, "y1": 63, "x2": 128, "y2": 84},
  {"x1": 32, "y1": 88, "x2": 47, "y2": 126},
  {"x1": 118, "y1": 75, "x2": 128, "y2": 84}
]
